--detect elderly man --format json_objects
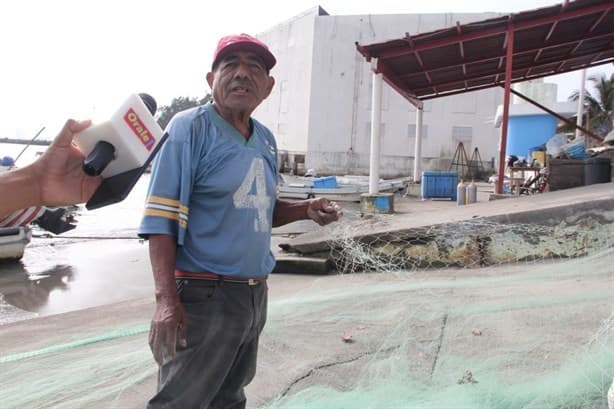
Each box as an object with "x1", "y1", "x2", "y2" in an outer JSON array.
[{"x1": 139, "y1": 34, "x2": 342, "y2": 408}]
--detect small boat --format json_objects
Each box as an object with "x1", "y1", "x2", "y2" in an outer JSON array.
[
  {"x1": 0, "y1": 226, "x2": 31, "y2": 261},
  {"x1": 278, "y1": 175, "x2": 410, "y2": 202},
  {"x1": 279, "y1": 183, "x2": 365, "y2": 202},
  {"x1": 0, "y1": 206, "x2": 78, "y2": 262}
]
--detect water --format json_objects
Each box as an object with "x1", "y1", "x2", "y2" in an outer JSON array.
[{"x1": 0, "y1": 171, "x2": 154, "y2": 325}]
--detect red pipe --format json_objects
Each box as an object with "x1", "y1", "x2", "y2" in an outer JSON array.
[{"x1": 497, "y1": 25, "x2": 514, "y2": 195}]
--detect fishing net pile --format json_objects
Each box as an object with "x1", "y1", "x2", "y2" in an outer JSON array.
[
  {"x1": 329, "y1": 213, "x2": 613, "y2": 274},
  {"x1": 0, "y1": 212, "x2": 612, "y2": 409},
  {"x1": 258, "y1": 214, "x2": 614, "y2": 409}
]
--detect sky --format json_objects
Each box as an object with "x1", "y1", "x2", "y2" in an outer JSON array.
[{"x1": 1, "y1": 0, "x2": 611, "y2": 141}]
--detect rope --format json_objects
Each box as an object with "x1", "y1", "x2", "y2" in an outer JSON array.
[{"x1": 0, "y1": 324, "x2": 149, "y2": 364}]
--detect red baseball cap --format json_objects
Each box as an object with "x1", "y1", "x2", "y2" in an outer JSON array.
[{"x1": 212, "y1": 33, "x2": 276, "y2": 71}]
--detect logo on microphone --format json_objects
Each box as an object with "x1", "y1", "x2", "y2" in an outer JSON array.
[{"x1": 124, "y1": 108, "x2": 155, "y2": 151}]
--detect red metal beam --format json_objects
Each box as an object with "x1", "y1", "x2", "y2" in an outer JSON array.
[
  {"x1": 398, "y1": 30, "x2": 614, "y2": 80},
  {"x1": 355, "y1": 42, "x2": 372, "y2": 62},
  {"x1": 376, "y1": 59, "x2": 423, "y2": 109},
  {"x1": 375, "y1": 2, "x2": 613, "y2": 60},
  {"x1": 555, "y1": 59, "x2": 568, "y2": 72},
  {"x1": 456, "y1": 22, "x2": 468, "y2": 89},
  {"x1": 404, "y1": 34, "x2": 434, "y2": 90},
  {"x1": 409, "y1": 47, "x2": 608, "y2": 96},
  {"x1": 417, "y1": 57, "x2": 613, "y2": 100},
  {"x1": 568, "y1": 9, "x2": 610, "y2": 55},
  {"x1": 588, "y1": 8, "x2": 609, "y2": 32},
  {"x1": 542, "y1": 0, "x2": 569, "y2": 49},
  {"x1": 532, "y1": 5, "x2": 565, "y2": 72},
  {"x1": 589, "y1": 51, "x2": 604, "y2": 64},
  {"x1": 456, "y1": 22, "x2": 465, "y2": 59},
  {"x1": 544, "y1": 21, "x2": 559, "y2": 43},
  {"x1": 532, "y1": 48, "x2": 544, "y2": 66},
  {"x1": 497, "y1": 25, "x2": 514, "y2": 195}
]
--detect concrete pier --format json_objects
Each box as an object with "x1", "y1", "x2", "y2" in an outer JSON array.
[{"x1": 1, "y1": 182, "x2": 613, "y2": 408}]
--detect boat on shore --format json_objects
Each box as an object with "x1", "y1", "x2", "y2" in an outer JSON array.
[
  {"x1": 278, "y1": 174, "x2": 410, "y2": 202},
  {"x1": 0, "y1": 205, "x2": 79, "y2": 262},
  {"x1": 0, "y1": 226, "x2": 31, "y2": 261},
  {"x1": 0, "y1": 151, "x2": 78, "y2": 262}
]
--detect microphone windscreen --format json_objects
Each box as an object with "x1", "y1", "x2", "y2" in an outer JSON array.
[{"x1": 139, "y1": 93, "x2": 157, "y2": 116}]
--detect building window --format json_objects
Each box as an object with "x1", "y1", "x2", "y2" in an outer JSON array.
[
  {"x1": 452, "y1": 126, "x2": 473, "y2": 143},
  {"x1": 408, "y1": 124, "x2": 428, "y2": 139}
]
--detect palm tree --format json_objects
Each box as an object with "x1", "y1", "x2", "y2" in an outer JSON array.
[{"x1": 568, "y1": 72, "x2": 613, "y2": 137}]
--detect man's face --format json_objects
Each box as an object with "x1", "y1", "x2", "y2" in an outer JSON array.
[{"x1": 206, "y1": 51, "x2": 275, "y2": 116}]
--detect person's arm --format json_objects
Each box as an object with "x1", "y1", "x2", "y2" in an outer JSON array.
[
  {"x1": 0, "y1": 166, "x2": 41, "y2": 217},
  {"x1": 272, "y1": 197, "x2": 342, "y2": 228},
  {"x1": 0, "y1": 119, "x2": 101, "y2": 218},
  {"x1": 148, "y1": 234, "x2": 187, "y2": 366}
]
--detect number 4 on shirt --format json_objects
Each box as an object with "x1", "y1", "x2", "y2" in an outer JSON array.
[{"x1": 233, "y1": 158, "x2": 270, "y2": 232}]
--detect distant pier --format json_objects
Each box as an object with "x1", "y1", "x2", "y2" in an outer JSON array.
[{"x1": 0, "y1": 138, "x2": 51, "y2": 146}]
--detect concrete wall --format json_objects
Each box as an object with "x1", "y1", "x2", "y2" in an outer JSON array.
[
  {"x1": 255, "y1": 7, "x2": 321, "y2": 153},
  {"x1": 257, "y1": 9, "x2": 505, "y2": 178}
]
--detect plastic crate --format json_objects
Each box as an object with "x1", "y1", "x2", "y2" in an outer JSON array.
[
  {"x1": 313, "y1": 176, "x2": 337, "y2": 188},
  {"x1": 421, "y1": 171, "x2": 458, "y2": 201}
]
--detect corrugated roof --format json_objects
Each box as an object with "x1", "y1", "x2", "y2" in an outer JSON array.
[{"x1": 356, "y1": 0, "x2": 614, "y2": 103}]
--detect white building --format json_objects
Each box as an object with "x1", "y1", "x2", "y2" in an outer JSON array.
[{"x1": 255, "y1": 7, "x2": 505, "y2": 178}]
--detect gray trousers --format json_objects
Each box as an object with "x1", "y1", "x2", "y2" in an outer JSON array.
[{"x1": 148, "y1": 278, "x2": 268, "y2": 409}]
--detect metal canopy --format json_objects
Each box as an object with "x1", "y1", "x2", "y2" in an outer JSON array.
[
  {"x1": 356, "y1": 0, "x2": 614, "y2": 194},
  {"x1": 356, "y1": 0, "x2": 614, "y2": 103}
]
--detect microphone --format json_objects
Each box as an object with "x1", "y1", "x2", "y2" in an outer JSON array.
[
  {"x1": 73, "y1": 93, "x2": 168, "y2": 210},
  {"x1": 74, "y1": 93, "x2": 162, "y2": 177},
  {"x1": 139, "y1": 93, "x2": 158, "y2": 117}
]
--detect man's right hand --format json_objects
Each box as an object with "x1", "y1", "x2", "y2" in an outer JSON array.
[
  {"x1": 149, "y1": 295, "x2": 188, "y2": 366},
  {"x1": 31, "y1": 119, "x2": 102, "y2": 207}
]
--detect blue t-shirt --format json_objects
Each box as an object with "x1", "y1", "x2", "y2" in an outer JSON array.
[{"x1": 138, "y1": 103, "x2": 278, "y2": 278}]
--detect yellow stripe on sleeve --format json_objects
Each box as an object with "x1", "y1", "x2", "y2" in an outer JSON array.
[
  {"x1": 144, "y1": 209, "x2": 187, "y2": 228},
  {"x1": 147, "y1": 195, "x2": 181, "y2": 207},
  {"x1": 146, "y1": 195, "x2": 189, "y2": 215},
  {"x1": 144, "y1": 209, "x2": 180, "y2": 221}
]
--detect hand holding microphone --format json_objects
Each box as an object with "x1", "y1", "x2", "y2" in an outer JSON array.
[
  {"x1": 74, "y1": 93, "x2": 161, "y2": 177},
  {"x1": 0, "y1": 119, "x2": 104, "y2": 218},
  {"x1": 72, "y1": 93, "x2": 168, "y2": 209}
]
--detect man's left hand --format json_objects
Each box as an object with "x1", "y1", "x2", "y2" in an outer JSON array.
[{"x1": 306, "y1": 197, "x2": 343, "y2": 226}]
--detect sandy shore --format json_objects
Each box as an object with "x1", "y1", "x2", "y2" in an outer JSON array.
[{"x1": 1, "y1": 184, "x2": 613, "y2": 408}]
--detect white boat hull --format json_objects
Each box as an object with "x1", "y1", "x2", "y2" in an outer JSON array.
[
  {"x1": 278, "y1": 176, "x2": 410, "y2": 202},
  {"x1": 0, "y1": 226, "x2": 31, "y2": 260},
  {"x1": 278, "y1": 185, "x2": 364, "y2": 202}
]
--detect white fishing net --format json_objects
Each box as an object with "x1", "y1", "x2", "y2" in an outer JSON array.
[{"x1": 0, "y1": 210, "x2": 612, "y2": 409}]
